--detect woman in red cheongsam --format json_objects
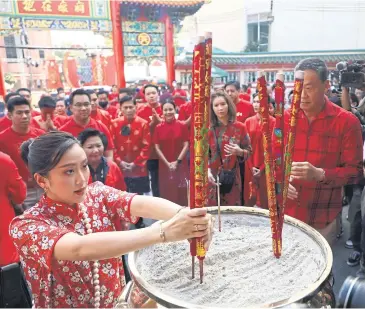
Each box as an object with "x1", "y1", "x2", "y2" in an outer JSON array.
[
  {"x1": 154, "y1": 101, "x2": 189, "y2": 205},
  {"x1": 208, "y1": 93, "x2": 252, "y2": 206},
  {"x1": 10, "y1": 131, "x2": 213, "y2": 309}
]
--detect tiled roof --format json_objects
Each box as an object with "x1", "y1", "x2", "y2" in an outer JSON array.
[
  {"x1": 176, "y1": 50, "x2": 365, "y2": 66},
  {"x1": 121, "y1": 0, "x2": 205, "y2": 7}
]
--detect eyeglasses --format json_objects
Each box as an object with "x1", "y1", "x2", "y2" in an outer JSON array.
[{"x1": 73, "y1": 102, "x2": 91, "y2": 109}]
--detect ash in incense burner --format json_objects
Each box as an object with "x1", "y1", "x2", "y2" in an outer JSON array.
[{"x1": 132, "y1": 209, "x2": 331, "y2": 308}]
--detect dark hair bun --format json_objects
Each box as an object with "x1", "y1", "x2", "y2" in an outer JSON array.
[{"x1": 20, "y1": 138, "x2": 34, "y2": 166}]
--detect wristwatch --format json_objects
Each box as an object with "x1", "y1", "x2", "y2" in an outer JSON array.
[{"x1": 177, "y1": 159, "x2": 182, "y2": 164}]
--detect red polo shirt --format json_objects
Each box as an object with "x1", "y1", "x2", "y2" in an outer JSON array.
[
  {"x1": 178, "y1": 102, "x2": 192, "y2": 122},
  {"x1": 285, "y1": 98, "x2": 363, "y2": 228},
  {"x1": 0, "y1": 127, "x2": 45, "y2": 182},
  {"x1": 60, "y1": 117, "x2": 114, "y2": 150},
  {"x1": 0, "y1": 152, "x2": 26, "y2": 266},
  {"x1": 236, "y1": 100, "x2": 255, "y2": 123}
]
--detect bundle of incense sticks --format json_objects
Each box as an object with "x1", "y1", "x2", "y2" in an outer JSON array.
[
  {"x1": 257, "y1": 71, "x2": 280, "y2": 258},
  {"x1": 189, "y1": 32, "x2": 212, "y2": 284},
  {"x1": 279, "y1": 70, "x2": 304, "y2": 246},
  {"x1": 273, "y1": 73, "x2": 285, "y2": 244}
]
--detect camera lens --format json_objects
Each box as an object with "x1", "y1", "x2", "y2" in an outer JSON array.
[{"x1": 338, "y1": 276, "x2": 365, "y2": 308}]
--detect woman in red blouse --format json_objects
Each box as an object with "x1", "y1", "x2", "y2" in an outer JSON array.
[
  {"x1": 154, "y1": 101, "x2": 189, "y2": 205},
  {"x1": 10, "y1": 132, "x2": 213, "y2": 308},
  {"x1": 207, "y1": 93, "x2": 252, "y2": 206},
  {"x1": 78, "y1": 128, "x2": 126, "y2": 191}
]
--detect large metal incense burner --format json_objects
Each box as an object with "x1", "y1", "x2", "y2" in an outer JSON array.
[{"x1": 120, "y1": 207, "x2": 335, "y2": 308}]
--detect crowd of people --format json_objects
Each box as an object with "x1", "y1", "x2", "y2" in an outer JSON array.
[{"x1": 0, "y1": 57, "x2": 364, "y2": 308}]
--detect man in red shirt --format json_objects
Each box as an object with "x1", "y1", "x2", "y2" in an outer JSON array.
[
  {"x1": 172, "y1": 82, "x2": 187, "y2": 109},
  {"x1": 0, "y1": 92, "x2": 19, "y2": 133},
  {"x1": 16, "y1": 88, "x2": 40, "y2": 117},
  {"x1": 239, "y1": 84, "x2": 251, "y2": 102},
  {"x1": 225, "y1": 81, "x2": 255, "y2": 123},
  {"x1": 0, "y1": 96, "x2": 44, "y2": 210},
  {"x1": 137, "y1": 84, "x2": 162, "y2": 197},
  {"x1": 287, "y1": 58, "x2": 363, "y2": 246},
  {"x1": 88, "y1": 90, "x2": 112, "y2": 130},
  {"x1": 97, "y1": 90, "x2": 118, "y2": 119},
  {"x1": 112, "y1": 95, "x2": 151, "y2": 228},
  {"x1": 108, "y1": 84, "x2": 119, "y2": 106},
  {"x1": 32, "y1": 96, "x2": 68, "y2": 131},
  {"x1": 59, "y1": 89, "x2": 114, "y2": 159}
]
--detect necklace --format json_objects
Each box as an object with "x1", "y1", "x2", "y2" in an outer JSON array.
[{"x1": 79, "y1": 204, "x2": 101, "y2": 308}]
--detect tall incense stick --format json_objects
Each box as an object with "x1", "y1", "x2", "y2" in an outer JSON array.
[
  {"x1": 216, "y1": 175, "x2": 221, "y2": 232},
  {"x1": 257, "y1": 71, "x2": 280, "y2": 258},
  {"x1": 189, "y1": 32, "x2": 212, "y2": 284},
  {"x1": 279, "y1": 70, "x2": 304, "y2": 248}
]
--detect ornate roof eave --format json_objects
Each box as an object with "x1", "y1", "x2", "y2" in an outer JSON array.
[
  {"x1": 176, "y1": 49, "x2": 365, "y2": 66},
  {"x1": 121, "y1": 0, "x2": 205, "y2": 9}
]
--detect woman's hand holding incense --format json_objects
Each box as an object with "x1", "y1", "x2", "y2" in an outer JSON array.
[{"x1": 160, "y1": 208, "x2": 214, "y2": 249}]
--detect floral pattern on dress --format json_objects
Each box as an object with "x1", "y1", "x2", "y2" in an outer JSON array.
[{"x1": 9, "y1": 182, "x2": 138, "y2": 308}]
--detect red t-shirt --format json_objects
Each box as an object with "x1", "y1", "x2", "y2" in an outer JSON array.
[
  {"x1": 108, "y1": 93, "x2": 119, "y2": 106},
  {"x1": 60, "y1": 117, "x2": 114, "y2": 150},
  {"x1": 173, "y1": 89, "x2": 187, "y2": 107},
  {"x1": 31, "y1": 110, "x2": 41, "y2": 117},
  {"x1": 239, "y1": 93, "x2": 251, "y2": 102},
  {"x1": 105, "y1": 105, "x2": 118, "y2": 119},
  {"x1": 236, "y1": 100, "x2": 255, "y2": 123},
  {"x1": 0, "y1": 152, "x2": 26, "y2": 266},
  {"x1": 0, "y1": 116, "x2": 11, "y2": 133},
  {"x1": 178, "y1": 102, "x2": 192, "y2": 122},
  {"x1": 0, "y1": 127, "x2": 45, "y2": 182}
]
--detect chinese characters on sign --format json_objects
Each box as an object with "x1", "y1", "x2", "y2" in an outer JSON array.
[
  {"x1": 58, "y1": 0, "x2": 68, "y2": 13},
  {"x1": 17, "y1": 0, "x2": 91, "y2": 17},
  {"x1": 22, "y1": 0, "x2": 36, "y2": 12},
  {"x1": 74, "y1": 0, "x2": 85, "y2": 14}
]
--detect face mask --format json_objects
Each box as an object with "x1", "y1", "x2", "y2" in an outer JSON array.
[{"x1": 99, "y1": 101, "x2": 108, "y2": 108}]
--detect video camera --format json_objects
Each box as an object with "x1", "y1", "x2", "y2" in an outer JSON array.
[{"x1": 336, "y1": 61, "x2": 365, "y2": 89}]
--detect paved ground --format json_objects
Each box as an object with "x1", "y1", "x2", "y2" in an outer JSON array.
[
  {"x1": 332, "y1": 205, "x2": 359, "y2": 298},
  {"x1": 134, "y1": 203, "x2": 360, "y2": 302}
]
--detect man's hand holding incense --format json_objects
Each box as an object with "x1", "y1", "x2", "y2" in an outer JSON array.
[
  {"x1": 291, "y1": 161, "x2": 325, "y2": 182},
  {"x1": 287, "y1": 183, "x2": 298, "y2": 200}
]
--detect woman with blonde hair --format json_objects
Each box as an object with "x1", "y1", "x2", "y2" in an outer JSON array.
[{"x1": 208, "y1": 92, "x2": 252, "y2": 206}]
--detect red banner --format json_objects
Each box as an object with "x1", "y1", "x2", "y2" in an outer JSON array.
[
  {"x1": 17, "y1": 0, "x2": 91, "y2": 17},
  {"x1": 46, "y1": 60, "x2": 63, "y2": 90}
]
